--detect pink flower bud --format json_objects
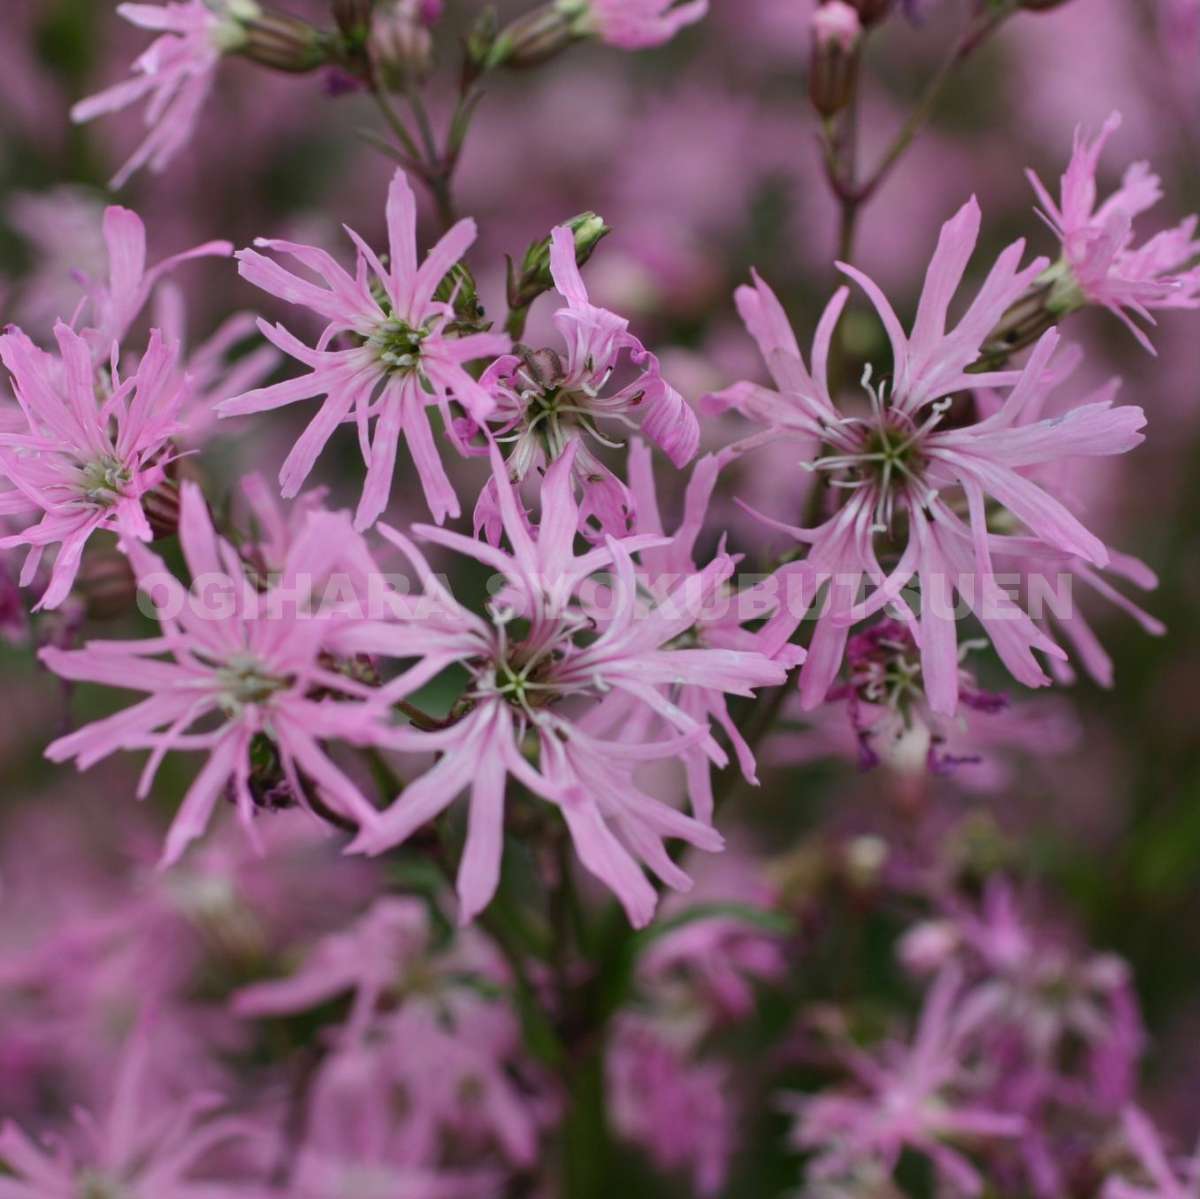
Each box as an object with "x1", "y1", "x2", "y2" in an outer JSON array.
[{"x1": 813, "y1": 0, "x2": 862, "y2": 52}]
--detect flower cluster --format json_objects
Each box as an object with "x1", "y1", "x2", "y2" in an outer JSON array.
[{"x1": 5, "y1": 4, "x2": 1200, "y2": 1198}]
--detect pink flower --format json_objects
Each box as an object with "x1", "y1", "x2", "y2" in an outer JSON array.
[
  {"x1": 233, "y1": 896, "x2": 479, "y2": 1041},
  {"x1": 562, "y1": 0, "x2": 709, "y2": 49},
  {"x1": 608, "y1": 1012, "x2": 734, "y2": 1196},
  {"x1": 330, "y1": 443, "x2": 785, "y2": 926},
  {"x1": 79, "y1": 203, "x2": 233, "y2": 358},
  {"x1": 1027, "y1": 110, "x2": 1200, "y2": 351},
  {"x1": 71, "y1": 2, "x2": 250, "y2": 189},
  {"x1": 235, "y1": 898, "x2": 541, "y2": 1177},
  {"x1": 0, "y1": 1023, "x2": 264, "y2": 1198},
  {"x1": 0, "y1": 322, "x2": 185, "y2": 610},
  {"x1": 716, "y1": 197, "x2": 1147, "y2": 714},
  {"x1": 1104, "y1": 1107, "x2": 1199, "y2": 1199},
  {"x1": 473, "y1": 225, "x2": 698, "y2": 543},
  {"x1": 609, "y1": 439, "x2": 802, "y2": 821},
  {"x1": 39, "y1": 481, "x2": 389, "y2": 864},
  {"x1": 789, "y1": 966, "x2": 1024, "y2": 1196},
  {"x1": 220, "y1": 169, "x2": 510, "y2": 529}
]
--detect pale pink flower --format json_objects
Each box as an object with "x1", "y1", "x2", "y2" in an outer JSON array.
[
  {"x1": 39, "y1": 481, "x2": 389, "y2": 864},
  {"x1": 0, "y1": 322, "x2": 185, "y2": 610},
  {"x1": 1104, "y1": 1107, "x2": 1200, "y2": 1199},
  {"x1": 1027, "y1": 110, "x2": 1200, "y2": 351},
  {"x1": 220, "y1": 169, "x2": 509, "y2": 529},
  {"x1": 716, "y1": 197, "x2": 1146, "y2": 714},
  {"x1": 598, "y1": 439, "x2": 802, "y2": 822},
  {"x1": 472, "y1": 225, "x2": 698, "y2": 543},
  {"x1": 0, "y1": 1023, "x2": 264, "y2": 1198},
  {"x1": 71, "y1": 2, "x2": 251, "y2": 189},
  {"x1": 329, "y1": 444, "x2": 785, "y2": 926},
  {"x1": 789, "y1": 966, "x2": 1024, "y2": 1196},
  {"x1": 562, "y1": 0, "x2": 709, "y2": 48}
]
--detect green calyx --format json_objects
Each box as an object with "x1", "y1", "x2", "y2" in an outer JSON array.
[{"x1": 79, "y1": 457, "x2": 133, "y2": 507}]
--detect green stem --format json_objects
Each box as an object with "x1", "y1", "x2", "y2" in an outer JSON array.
[{"x1": 853, "y1": 5, "x2": 1012, "y2": 205}]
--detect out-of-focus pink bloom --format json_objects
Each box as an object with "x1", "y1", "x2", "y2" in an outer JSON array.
[
  {"x1": 235, "y1": 897, "x2": 540, "y2": 1179},
  {"x1": 1103, "y1": 1107, "x2": 1200, "y2": 1199},
  {"x1": 1027, "y1": 111, "x2": 1200, "y2": 352},
  {"x1": 0, "y1": 1023, "x2": 264, "y2": 1198},
  {"x1": 789, "y1": 966, "x2": 1024, "y2": 1195},
  {"x1": 608, "y1": 1012, "x2": 734, "y2": 1196},
  {"x1": 6, "y1": 188, "x2": 108, "y2": 337},
  {"x1": 640, "y1": 849, "x2": 787, "y2": 1020},
  {"x1": 473, "y1": 225, "x2": 697, "y2": 543},
  {"x1": 233, "y1": 896, "x2": 452, "y2": 1040},
  {"x1": 220, "y1": 169, "x2": 509, "y2": 529},
  {"x1": 715, "y1": 198, "x2": 1147, "y2": 714},
  {"x1": 72, "y1": 1, "x2": 250, "y2": 189},
  {"x1": 562, "y1": 0, "x2": 709, "y2": 48},
  {"x1": 328, "y1": 444, "x2": 785, "y2": 926},
  {"x1": 79, "y1": 204, "x2": 233, "y2": 357},
  {"x1": 904, "y1": 879, "x2": 1143, "y2": 1075},
  {"x1": 39, "y1": 481, "x2": 389, "y2": 864},
  {"x1": 0, "y1": 323, "x2": 184, "y2": 610}
]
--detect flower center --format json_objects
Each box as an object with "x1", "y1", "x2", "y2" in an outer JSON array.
[
  {"x1": 370, "y1": 318, "x2": 428, "y2": 374},
  {"x1": 216, "y1": 653, "x2": 291, "y2": 712},
  {"x1": 76, "y1": 1172, "x2": 132, "y2": 1199},
  {"x1": 811, "y1": 368, "x2": 947, "y2": 532},
  {"x1": 78, "y1": 456, "x2": 133, "y2": 508}
]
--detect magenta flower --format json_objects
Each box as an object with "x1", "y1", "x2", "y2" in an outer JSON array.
[
  {"x1": 473, "y1": 225, "x2": 698, "y2": 543},
  {"x1": 71, "y1": 2, "x2": 252, "y2": 189},
  {"x1": 560, "y1": 0, "x2": 709, "y2": 48},
  {"x1": 0, "y1": 1023, "x2": 264, "y2": 1198},
  {"x1": 789, "y1": 966, "x2": 1024, "y2": 1196},
  {"x1": 329, "y1": 443, "x2": 785, "y2": 926},
  {"x1": 0, "y1": 322, "x2": 185, "y2": 610},
  {"x1": 716, "y1": 198, "x2": 1147, "y2": 714},
  {"x1": 1027, "y1": 111, "x2": 1200, "y2": 351},
  {"x1": 1104, "y1": 1107, "x2": 1200, "y2": 1199},
  {"x1": 39, "y1": 481, "x2": 389, "y2": 864},
  {"x1": 220, "y1": 169, "x2": 510, "y2": 529}
]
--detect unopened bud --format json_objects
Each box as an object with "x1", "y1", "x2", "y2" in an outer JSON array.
[
  {"x1": 144, "y1": 475, "x2": 181, "y2": 541},
  {"x1": 488, "y1": 4, "x2": 575, "y2": 70},
  {"x1": 333, "y1": 0, "x2": 373, "y2": 42},
  {"x1": 463, "y1": 7, "x2": 499, "y2": 83},
  {"x1": 369, "y1": 0, "x2": 435, "y2": 85},
  {"x1": 239, "y1": 9, "x2": 333, "y2": 72},
  {"x1": 809, "y1": 2, "x2": 861, "y2": 118},
  {"x1": 433, "y1": 262, "x2": 489, "y2": 332},
  {"x1": 76, "y1": 550, "x2": 138, "y2": 621},
  {"x1": 507, "y1": 212, "x2": 610, "y2": 312},
  {"x1": 972, "y1": 260, "x2": 1080, "y2": 371}
]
